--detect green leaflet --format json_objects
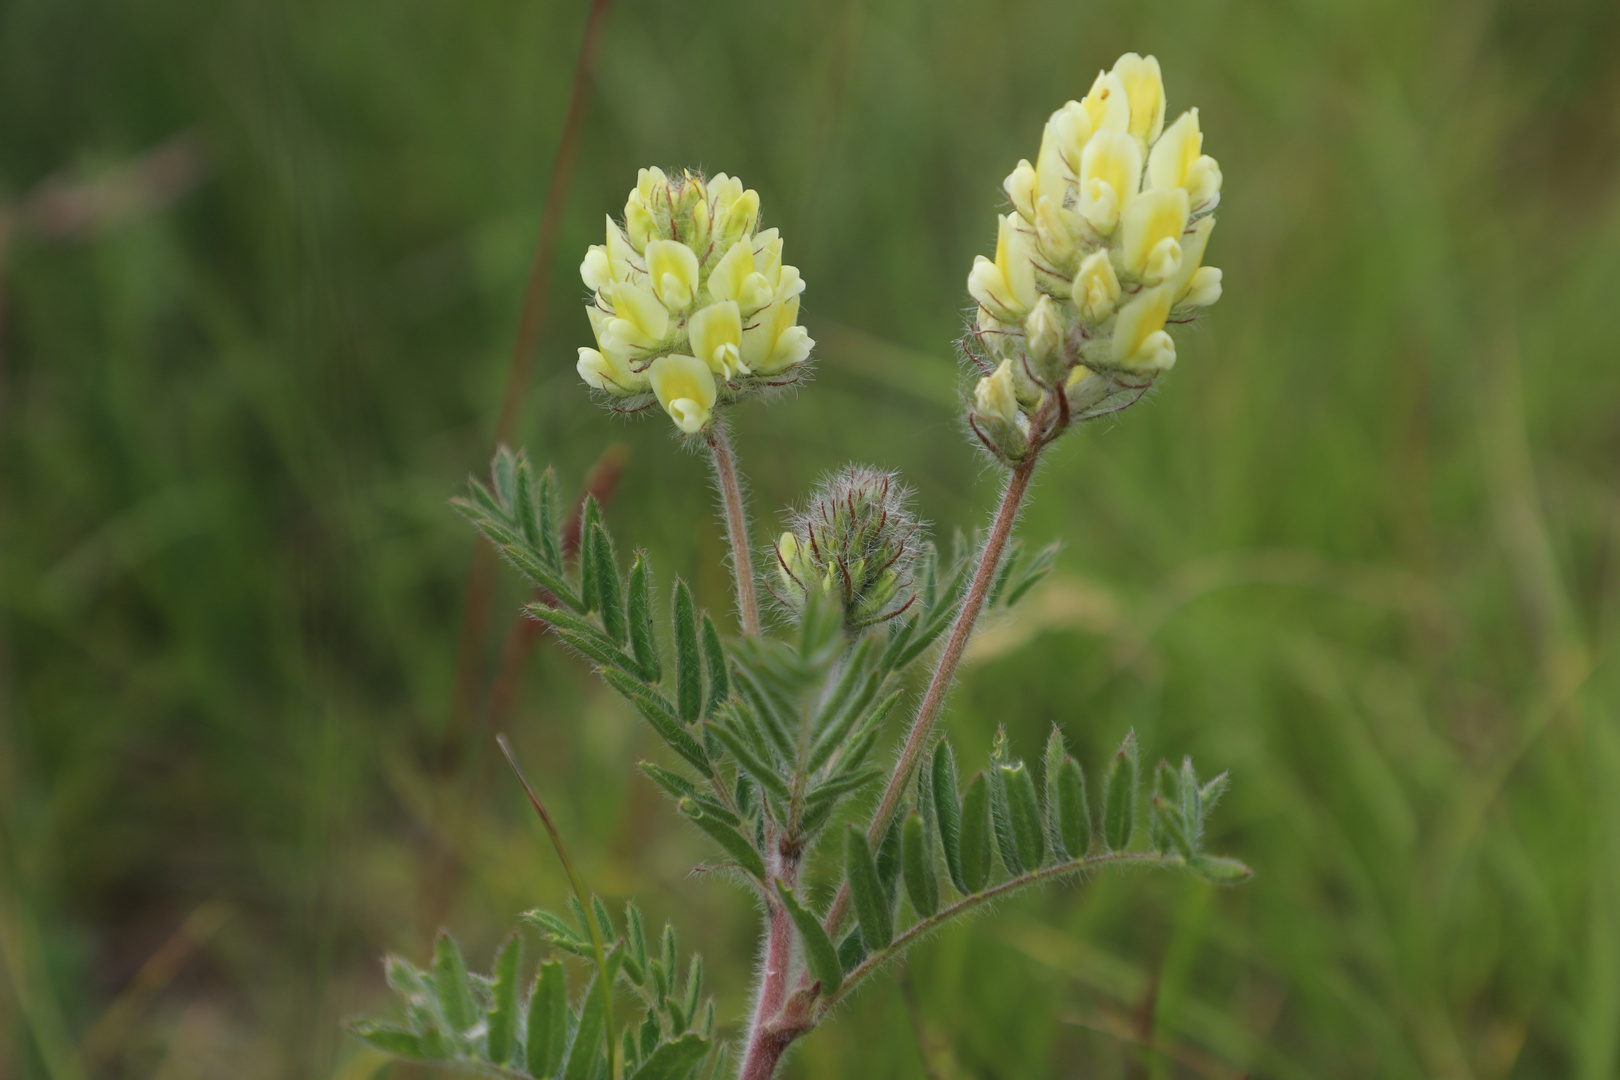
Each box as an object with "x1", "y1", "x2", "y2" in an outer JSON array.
[
  {"x1": 701, "y1": 614, "x2": 728, "y2": 718},
  {"x1": 563, "y1": 971, "x2": 607, "y2": 1080},
  {"x1": 703, "y1": 722, "x2": 789, "y2": 802},
  {"x1": 1102, "y1": 731, "x2": 1140, "y2": 852},
  {"x1": 777, "y1": 883, "x2": 843, "y2": 995},
  {"x1": 901, "y1": 811, "x2": 939, "y2": 918},
  {"x1": 348, "y1": 1021, "x2": 428, "y2": 1060},
  {"x1": 485, "y1": 933, "x2": 521, "y2": 1065},
  {"x1": 624, "y1": 902, "x2": 649, "y2": 985},
  {"x1": 846, "y1": 825, "x2": 893, "y2": 951},
  {"x1": 680, "y1": 799, "x2": 766, "y2": 880},
  {"x1": 432, "y1": 931, "x2": 475, "y2": 1037},
  {"x1": 931, "y1": 742, "x2": 965, "y2": 894},
  {"x1": 673, "y1": 580, "x2": 703, "y2": 724},
  {"x1": 628, "y1": 555, "x2": 661, "y2": 683},
  {"x1": 959, "y1": 771, "x2": 993, "y2": 893},
  {"x1": 987, "y1": 758, "x2": 1023, "y2": 876},
  {"x1": 1054, "y1": 757, "x2": 1091, "y2": 859},
  {"x1": 629, "y1": 1034, "x2": 713, "y2": 1080},
  {"x1": 598, "y1": 668, "x2": 708, "y2": 771},
  {"x1": 526, "y1": 961, "x2": 567, "y2": 1078},
  {"x1": 1002, "y1": 761, "x2": 1045, "y2": 870}
]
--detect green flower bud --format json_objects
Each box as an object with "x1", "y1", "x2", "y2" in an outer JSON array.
[
  {"x1": 770, "y1": 466, "x2": 925, "y2": 631},
  {"x1": 577, "y1": 169, "x2": 814, "y2": 435}
]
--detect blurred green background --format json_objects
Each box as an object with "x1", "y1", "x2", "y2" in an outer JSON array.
[{"x1": 4, "y1": 0, "x2": 1619, "y2": 1076}]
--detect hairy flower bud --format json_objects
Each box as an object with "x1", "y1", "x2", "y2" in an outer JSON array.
[
  {"x1": 576, "y1": 169, "x2": 814, "y2": 434},
  {"x1": 771, "y1": 467, "x2": 924, "y2": 631},
  {"x1": 961, "y1": 53, "x2": 1225, "y2": 463}
]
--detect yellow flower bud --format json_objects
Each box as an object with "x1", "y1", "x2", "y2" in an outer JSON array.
[
  {"x1": 624, "y1": 192, "x2": 654, "y2": 251},
  {"x1": 576, "y1": 347, "x2": 648, "y2": 394},
  {"x1": 1164, "y1": 215, "x2": 1214, "y2": 303},
  {"x1": 1121, "y1": 187, "x2": 1190, "y2": 283},
  {"x1": 1004, "y1": 159, "x2": 1038, "y2": 223},
  {"x1": 644, "y1": 239, "x2": 700, "y2": 312},
  {"x1": 967, "y1": 214, "x2": 1038, "y2": 321},
  {"x1": 1071, "y1": 250, "x2": 1121, "y2": 324},
  {"x1": 975, "y1": 360, "x2": 1022, "y2": 427},
  {"x1": 1182, "y1": 266, "x2": 1223, "y2": 307},
  {"x1": 1024, "y1": 295, "x2": 1063, "y2": 363},
  {"x1": 1111, "y1": 286, "x2": 1177, "y2": 371},
  {"x1": 742, "y1": 296, "x2": 813, "y2": 374},
  {"x1": 688, "y1": 300, "x2": 746, "y2": 379},
  {"x1": 716, "y1": 185, "x2": 760, "y2": 244},
  {"x1": 1034, "y1": 120, "x2": 1071, "y2": 207},
  {"x1": 1148, "y1": 110, "x2": 1221, "y2": 207},
  {"x1": 1078, "y1": 130, "x2": 1142, "y2": 234},
  {"x1": 637, "y1": 166, "x2": 669, "y2": 204},
  {"x1": 1048, "y1": 101, "x2": 1094, "y2": 176},
  {"x1": 1080, "y1": 69, "x2": 1131, "y2": 136},
  {"x1": 709, "y1": 236, "x2": 775, "y2": 313},
  {"x1": 1111, "y1": 53, "x2": 1166, "y2": 144},
  {"x1": 1033, "y1": 195, "x2": 1079, "y2": 263},
  {"x1": 648, "y1": 354, "x2": 718, "y2": 434},
  {"x1": 580, "y1": 245, "x2": 612, "y2": 293},
  {"x1": 607, "y1": 280, "x2": 669, "y2": 349}
]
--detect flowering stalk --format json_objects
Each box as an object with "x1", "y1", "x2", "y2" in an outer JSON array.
[{"x1": 707, "y1": 424, "x2": 762, "y2": 637}]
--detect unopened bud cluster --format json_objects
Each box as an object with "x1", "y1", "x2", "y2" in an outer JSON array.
[
  {"x1": 966, "y1": 53, "x2": 1224, "y2": 463},
  {"x1": 771, "y1": 467, "x2": 923, "y2": 631},
  {"x1": 577, "y1": 168, "x2": 814, "y2": 435}
]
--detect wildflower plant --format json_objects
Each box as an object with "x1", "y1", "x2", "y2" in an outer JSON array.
[{"x1": 353, "y1": 54, "x2": 1245, "y2": 1080}]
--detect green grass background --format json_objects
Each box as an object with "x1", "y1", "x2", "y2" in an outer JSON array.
[{"x1": 3, "y1": 0, "x2": 1619, "y2": 1076}]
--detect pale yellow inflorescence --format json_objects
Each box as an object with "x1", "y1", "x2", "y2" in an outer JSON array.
[
  {"x1": 965, "y1": 53, "x2": 1224, "y2": 462},
  {"x1": 577, "y1": 168, "x2": 813, "y2": 434}
]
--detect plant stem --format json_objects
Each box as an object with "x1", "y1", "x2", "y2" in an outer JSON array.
[
  {"x1": 823, "y1": 441, "x2": 1044, "y2": 936},
  {"x1": 707, "y1": 424, "x2": 763, "y2": 637},
  {"x1": 737, "y1": 842, "x2": 797, "y2": 1080},
  {"x1": 496, "y1": 736, "x2": 617, "y2": 1080}
]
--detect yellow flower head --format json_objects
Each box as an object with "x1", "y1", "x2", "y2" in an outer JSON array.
[
  {"x1": 964, "y1": 53, "x2": 1224, "y2": 461},
  {"x1": 576, "y1": 169, "x2": 814, "y2": 434}
]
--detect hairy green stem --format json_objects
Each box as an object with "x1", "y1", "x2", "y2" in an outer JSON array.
[
  {"x1": 707, "y1": 424, "x2": 763, "y2": 638},
  {"x1": 497, "y1": 736, "x2": 617, "y2": 1080}
]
